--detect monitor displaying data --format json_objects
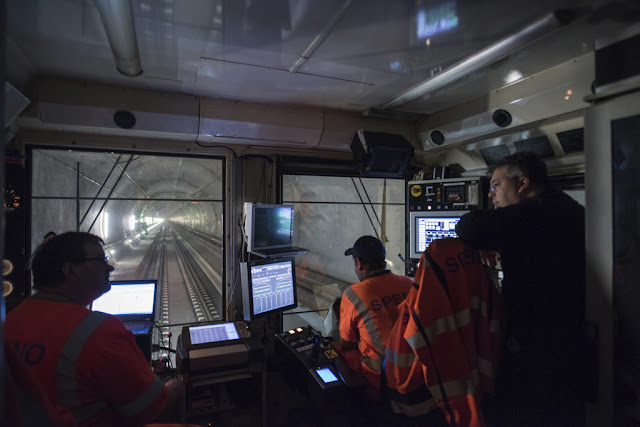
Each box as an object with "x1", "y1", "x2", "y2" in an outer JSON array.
[
  {"x1": 92, "y1": 281, "x2": 156, "y2": 316},
  {"x1": 415, "y1": 216, "x2": 460, "y2": 253},
  {"x1": 248, "y1": 258, "x2": 297, "y2": 317},
  {"x1": 409, "y1": 211, "x2": 468, "y2": 258},
  {"x1": 189, "y1": 322, "x2": 239, "y2": 345}
]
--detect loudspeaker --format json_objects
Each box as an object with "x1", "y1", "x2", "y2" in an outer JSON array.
[{"x1": 350, "y1": 130, "x2": 415, "y2": 178}]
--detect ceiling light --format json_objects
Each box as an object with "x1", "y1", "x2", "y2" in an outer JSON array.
[{"x1": 505, "y1": 70, "x2": 523, "y2": 84}]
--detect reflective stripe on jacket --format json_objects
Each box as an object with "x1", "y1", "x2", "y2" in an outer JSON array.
[
  {"x1": 385, "y1": 239, "x2": 502, "y2": 426},
  {"x1": 56, "y1": 311, "x2": 166, "y2": 423},
  {"x1": 339, "y1": 271, "x2": 413, "y2": 388}
]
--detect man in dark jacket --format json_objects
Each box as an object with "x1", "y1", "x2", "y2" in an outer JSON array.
[{"x1": 456, "y1": 151, "x2": 587, "y2": 425}]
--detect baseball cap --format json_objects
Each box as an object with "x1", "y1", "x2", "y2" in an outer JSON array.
[{"x1": 344, "y1": 235, "x2": 386, "y2": 264}]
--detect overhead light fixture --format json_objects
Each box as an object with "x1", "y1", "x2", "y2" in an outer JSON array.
[
  {"x1": 95, "y1": 0, "x2": 143, "y2": 76},
  {"x1": 382, "y1": 10, "x2": 579, "y2": 110}
]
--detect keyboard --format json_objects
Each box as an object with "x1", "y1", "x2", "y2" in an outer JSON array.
[{"x1": 123, "y1": 321, "x2": 152, "y2": 334}]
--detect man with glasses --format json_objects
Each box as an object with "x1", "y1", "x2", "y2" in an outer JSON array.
[
  {"x1": 5, "y1": 232, "x2": 183, "y2": 426},
  {"x1": 456, "y1": 151, "x2": 587, "y2": 425}
]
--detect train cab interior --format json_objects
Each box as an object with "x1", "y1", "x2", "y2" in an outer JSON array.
[{"x1": 2, "y1": 0, "x2": 640, "y2": 425}]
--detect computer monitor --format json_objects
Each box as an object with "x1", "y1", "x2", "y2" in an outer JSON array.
[
  {"x1": 245, "y1": 203, "x2": 294, "y2": 252},
  {"x1": 409, "y1": 210, "x2": 468, "y2": 259},
  {"x1": 240, "y1": 257, "x2": 298, "y2": 321}
]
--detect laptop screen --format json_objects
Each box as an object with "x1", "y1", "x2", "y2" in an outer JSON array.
[
  {"x1": 251, "y1": 204, "x2": 294, "y2": 250},
  {"x1": 92, "y1": 281, "x2": 156, "y2": 316}
]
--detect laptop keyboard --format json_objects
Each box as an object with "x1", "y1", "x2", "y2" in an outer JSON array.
[
  {"x1": 256, "y1": 246, "x2": 306, "y2": 255},
  {"x1": 125, "y1": 321, "x2": 151, "y2": 332}
]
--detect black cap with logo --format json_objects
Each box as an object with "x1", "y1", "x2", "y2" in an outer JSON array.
[{"x1": 344, "y1": 235, "x2": 386, "y2": 265}]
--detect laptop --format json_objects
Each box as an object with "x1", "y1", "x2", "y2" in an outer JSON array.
[
  {"x1": 250, "y1": 246, "x2": 309, "y2": 258},
  {"x1": 246, "y1": 203, "x2": 309, "y2": 258},
  {"x1": 91, "y1": 280, "x2": 157, "y2": 335}
]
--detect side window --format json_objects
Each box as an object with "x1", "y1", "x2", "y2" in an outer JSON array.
[{"x1": 282, "y1": 175, "x2": 406, "y2": 318}]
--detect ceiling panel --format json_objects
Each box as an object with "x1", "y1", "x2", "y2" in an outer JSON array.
[{"x1": 6, "y1": 0, "x2": 638, "y2": 118}]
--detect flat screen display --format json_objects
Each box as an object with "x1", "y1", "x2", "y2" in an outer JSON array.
[
  {"x1": 250, "y1": 258, "x2": 296, "y2": 316},
  {"x1": 253, "y1": 204, "x2": 293, "y2": 249},
  {"x1": 189, "y1": 322, "x2": 239, "y2": 345},
  {"x1": 92, "y1": 281, "x2": 156, "y2": 316},
  {"x1": 315, "y1": 367, "x2": 339, "y2": 383},
  {"x1": 415, "y1": 216, "x2": 460, "y2": 253}
]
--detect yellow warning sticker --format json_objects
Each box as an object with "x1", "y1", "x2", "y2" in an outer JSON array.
[
  {"x1": 324, "y1": 349, "x2": 339, "y2": 359},
  {"x1": 410, "y1": 185, "x2": 422, "y2": 197}
]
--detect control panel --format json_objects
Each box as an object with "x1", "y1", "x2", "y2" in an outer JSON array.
[
  {"x1": 406, "y1": 177, "x2": 486, "y2": 277},
  {"x1": 275, "y1": 326, "x2": 351, "y2": 392},
  {"x1": 408, "y1": 177, "x2": 484, "y2": 212}
]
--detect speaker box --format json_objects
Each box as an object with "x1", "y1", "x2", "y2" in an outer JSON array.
[{"x1": 350, "y1": 131, "x2": 415, "y2": 178}]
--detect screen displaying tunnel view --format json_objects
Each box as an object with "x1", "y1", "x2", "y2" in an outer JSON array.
[
  {"x1": 282, "y1": 175, "x2": 406, "y2": 318},
  {"x1": 30, "y1": 148, "x2": 225, "y2": 351}
]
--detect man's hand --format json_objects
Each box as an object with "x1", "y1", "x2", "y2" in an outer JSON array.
[{"x1": 479, "y1": 249, "x2": 501, "y2": 268}]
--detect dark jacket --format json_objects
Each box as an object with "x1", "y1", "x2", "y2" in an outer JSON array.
[{"x1": 456, "y1": 190, "x2": 585, "y2": 351}]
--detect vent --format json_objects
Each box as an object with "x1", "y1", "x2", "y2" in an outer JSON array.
[
  {"x1": 480, "y1": 145, "x2": 510, "y2": 166},
  {"x1": 557, "y1": 128, "x2": 584, "y2": 153},
  {"x1": 514, "y1": 136, "x2": 554, "y2": 158}
]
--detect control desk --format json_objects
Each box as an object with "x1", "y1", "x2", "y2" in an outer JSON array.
[{"x1": 275, "y1": 325, "x2": 361, "y2": 394}]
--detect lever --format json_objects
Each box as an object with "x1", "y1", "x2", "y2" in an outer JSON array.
[{"x1": 310, "y1": 336, "x2": 320, "y2": 360}]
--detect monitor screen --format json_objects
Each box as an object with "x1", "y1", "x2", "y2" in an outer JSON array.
[
  {"x1": 315, "y1": 367, "x2": 339, "y2": 383},
  {"x1": 409, "y1": 211, "x2": 468, "y2": 259},
  {"x1": 92, "y1": 281, "x2": 156, "y2": 316},
  {"x1": 241, "y1": 257, "x2": 298, "y2": 320},
  {"x1": 245, "y1": 203, "x2": 294, "y2": 251},
  {"x1": 189, "y1": 322, "x2": 239, "y2": 345}
]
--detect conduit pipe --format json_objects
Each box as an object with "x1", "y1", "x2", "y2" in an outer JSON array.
[
  {"x1": 95, "y1": 0, "x2": 143, "y2": 76},
  {"x1": 382, "y1": 10, "x2": 578, "y2": 110}
]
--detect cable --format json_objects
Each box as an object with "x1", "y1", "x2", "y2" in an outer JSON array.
[{"x1": 350, "y1": 177, "x2": 379, "y2": 240}]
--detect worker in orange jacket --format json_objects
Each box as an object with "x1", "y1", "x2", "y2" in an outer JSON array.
[
  {"x1": 385, "y1": 238, "x2": 502, "y2": 427},
  {"x1": 338, "y1": 235, "x2": 413, "y2": 394}
]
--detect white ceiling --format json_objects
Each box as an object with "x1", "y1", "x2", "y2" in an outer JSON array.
[{"x1": 7, "y1": 0, "x2": 639, "y2": 118}]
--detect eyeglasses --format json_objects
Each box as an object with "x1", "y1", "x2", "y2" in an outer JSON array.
[{"x1": 76, "y1": 256, "x2": 110, "y2": 264}]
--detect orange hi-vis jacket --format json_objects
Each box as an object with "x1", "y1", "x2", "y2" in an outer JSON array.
[
  {"x1": 6, "y1": 295, "x2": 169, "y2": 427},
  {"x1": 385, "y1": 239, "x2": 502, "y2": 427},
  {"x1": 339, "y1": 271, "x2": 413, "y2": 389}
]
